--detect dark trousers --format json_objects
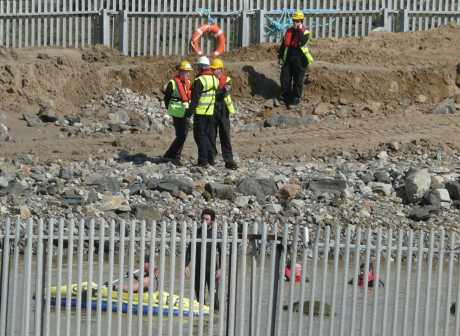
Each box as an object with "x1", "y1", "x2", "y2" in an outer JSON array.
[
  {"x1": 214, "y1": 104, "x2": 234, "y2": 163},
  {"x1": 193, "y1": 115, "x2": 216, "y2": 164},
  {"x1": 194, "y1": 271, "x2": 220, "y2": 310},
  {"x1": 280, "y1": 56, "x2": 307, "y2": 103},
  {"x1": 163, "y1": 117, "x2": 189, "y2": 159}
]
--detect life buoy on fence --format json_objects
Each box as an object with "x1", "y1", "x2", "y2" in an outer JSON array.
[{"x1": 191, "y1": 24, "x2": 226, "y2": 56}]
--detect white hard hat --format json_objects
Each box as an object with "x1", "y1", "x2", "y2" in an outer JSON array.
[{"x1": 197, "y1": 56, "x2": 210, "y2": 66}]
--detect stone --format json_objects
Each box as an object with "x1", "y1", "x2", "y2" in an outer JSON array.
[
  {"x1": 373, "y1": 170, "x2": 390, "y2": 184},
  {"x1": 234, "y1": 195, "x2": 251, "y2": 208},
  {"x1": 0, "y1": 176, "x2": 8, "y2": 188},
  {"x1": 368, "y1": 182, "x2": 393, "y2": 196},
  {"x1": 432, "y1": 98, "x2": 456, "y2": 114},
  {"x1": 133, "y1": 205, "x2": 162, "y2": 220},
  {"x1": 429, "y1": 188, "x2": 452, "y2": 209},
  {"x1": 87, "y1": 175, "x2": 120, "y2": 193},
  {"x1": 23, "y1": 113, "x2": 42, "y2": 127},
  {"x1": 265, "y1": 113, "x2": 318, "y2": 128},
  {"x1": 445, "y1": 181, "x2": 460, "y2": 200},
  {"x1": 309, "y1": 177, "x2": 347, "y2": 195},
  {"x1": 38, "y1": 105, "x2": 58, "y2": 122},
  {"x1": 404, "y1": 168, "x2": 431, "y2": 203},
  {"x1": 415, "y1": 95, "x2": 428, "y2": 104},
  {"x1": 0, "y1": 123, "x2": 8, "y2": 142},
  {"x1": 408, "y1": 206, "x2": 432, "y2": 221},
  {"x1": 279, "y1": 183, "x2": 301, "y2": 200},
  {"x1": 108, "y1": 109, "x2": 130, "y2": 125},
  {"x1": 290, "y1": 199, "x2": 305, "y2": 209},
  {"x1": 157, "y1": 177, "x2": 194, "y2": 195},
  {"x1": 63, "y1": 194, "x2": 84, "y2": 206},
  {"x1": 20, "y1": 206, "x2": 32, "y2": 220},
  {"x1": 100, "y1": 195, "x2": 130, "y2": 212},
  {"x1": 205, "y1": 182, "x2": 235, "y2": 201},
  {"x1": 237, "y1": 177, "x2": 277, "y2": 202},
  {"x1": 266, "y1": 203, "x2": 283, "y2": 214},
  {"x1": 377, "y1": 151, "x2": 388, "y2": 161},
  {"x1": 59, "y1": 168, "x2": 73, "y2": 180},
  {"x1": 313, "y1": 103, "x2": 331, "y2": 116},
  {"x1": 431, "y1": 176, "x2": 444, "y2": 189},
  {"x1": 388, "y1": 141, "x2": 400, "y2": 151}
]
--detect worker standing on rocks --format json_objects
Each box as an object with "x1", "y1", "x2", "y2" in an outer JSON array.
[
  {"x1": 162, "y1": 60, "x2": 193, "y2": 166},
  {"x1": 278, "y1": 10, "x2": 314, "y2": 106},
  {"x1": 210, "y1": 58, "x2": 238, "y2": 170},
  {"x1": 186, "y1": 56, "x2": 219, "y2": 167}
]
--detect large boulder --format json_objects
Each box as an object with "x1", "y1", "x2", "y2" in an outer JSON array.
[
  {"x1": 445, "y1": 181, "x2": 460, "y2": 200},
  {"x1": 205, "y1": 182, "x2": 235, "y2": 201},
  {"x1": 309, "y1": 177, "x2": 347, "y2": 195},
  {"x1": 157, "y1": 176, "x2": 194, "y2": 195},
  {"x1": 86, "y1": 175, "x2": 120, "y2": 193},
  {"x1": 428, "y1": 188, "x2": 452, "y2": 209},
  {"x1": 404, "y1": 168, "x2": 431, "y2": 203},
  {"x1": 237, "y1": 177, "x2": 277, "y2": 201}
]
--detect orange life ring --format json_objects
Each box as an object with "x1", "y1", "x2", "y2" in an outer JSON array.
[{"x1": 191, "y1": 24, "x2": 226, "y2": 56}]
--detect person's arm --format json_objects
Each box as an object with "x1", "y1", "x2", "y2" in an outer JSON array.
[
  {"x1": 278, "y1": 38, "x2": 286, "y2": 62},
  {"x1": 186, "y1": 78, "x2": 203, "y2": 117},
  {"x1": 163, "y1": 81, "x2": 174, "y2": 109},
  {"x1": 299, "y1": 30, "x2": 310, "y2": 47}
]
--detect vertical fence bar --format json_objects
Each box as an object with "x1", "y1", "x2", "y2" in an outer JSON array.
[
  {"x1": 265, "y1": 221, "x2": 278, "y2": 336},
  {"x1": 228, "y1": 221, "x2": 239, "y2": 336},
  {"x1": 168, "y1": 221, "x2": 178, "y2": 336},
  {"x1": 350, "y1": 228, "x2": 362, "y2": 336},
  {"x1": 236, "y1": 220, "x2": 248, "y2": 336},
  {"x1": 360, "y1": 229, "x2": 373, "y2": 336},
  {"x1": 126, "y1": 220, "x2": 135, "y2": 336},
  {"x1": 54, "y1": 219, "x2": 65, "y2": 336},
  {"x1": 318, "y1": 226, "x2": 331, "y2": 336},
  {"x1": 443, "y1": 232, "x2": 455, "y2": 336},
  {"x1": 146, "y1": 221, "x2": 157, "y2": 336},
  {"x1": 433, "y1": 229, "x2": 445, "y2": 336},
  {"x1": 96, "y1": 220, "x2": 106, "y2": 336},
  {"x1": 208, "y1": 219, "x2": 218, "y2": 336},
  {"x1": 106, "y1": 220, "x2": 116, "y2": 336},
  {"x1": 116, "y1": 221, "x2": 126, "y2": 336},
  {"x1": 178, "y1": 221, "x2": 187, "y2": 335},
  {"x1": 158, "y1": 221, "x2": 167, "y2": 335},
  {"x1": 62, "y1": 0, "x2": 67, "y2": 48},
  {"x1": 338, "y1": 226, "x2": 351, "y2": 336},
  {"x1": 218, "y1": 220, "x2": 229, "y2": 336},
  {"x1": 136, "y1": 220, "x2": 146, "y2": 336},
  {"x1": 286, "y1": 224, "x2": 300, "y2": 336},
  {"x1": 370, "y1": 228, "x2": 383, "y2": 336},
  {"x1": 381, "y1": 228, "x2": 393, "y2": 336},
  {"x1": 255, "y1": 220, "x2": 268, "y2": 336},
  {"x1": 198, "y1": 217, "x2": 208, "y2": 336},
  {"x1": 75, "y1": 219, "x2": 85, "y2": 336},
  {"x1": 65, "y1": 219, "x2": 75, "y2": 336},
  {"x1": 43, "y1": 219, "x2": 55, "y2": 336},
  {"x1": 402, "y1": 230, "x2": 414, "y2": 336},
  {"x1": 250, "y1": 221, "x2": 258, "y2": 336},
  {"x1": 86, "y1": 219, "x2": 95, "y2": 336},
  {"x1": 413, "y1": 231, "x2": 425, "y2": 336},
  {"x1": 0, "y1": 218, "x2": 11, "y2": 336},
  {"x1": 296, "y1": 225, "x2": 310, "y2": 336},
  {"x1": 22, "y1": 219, "x2": 34, "y2": 336},
  {"x1": 34, "y1": 219, "x2": 44, "y2": 336},
  {"x1": 188, "y1": 220, "x2": 197, "y2": 336},
  {"x1": 454, "y1": 231, "x2": 460, "y2": 336},
  {"x1": 275, "y1": 223, "x2": 289, "y2": 336},
  {"x1": 391, "y1": 229, "x2": 404, "y2": 336},
  {"x1": 307, "y1": 226, "x2": 322, "y2": 336},
  {"x1": 423, "y1": 230, "x2": 435, "y2": 336}
]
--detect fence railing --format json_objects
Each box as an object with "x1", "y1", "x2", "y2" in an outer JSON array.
[
  {"x1": 1, "y1": 217, "x2": 460, "y2": 336},
  {"x1": 0, "y1": 1, "x2": 459, "y2": 56}
]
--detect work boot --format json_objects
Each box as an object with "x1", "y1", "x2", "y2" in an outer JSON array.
[
  {"x1": 171, "y1": 158, "x2": 183, "y2": 166},
  {"x1": 291, "y1": 97, "x2": 300, "y2": 106},
  {"x1": 225, "y1": 161, "x2": 238, "y2": 170},
  {"x1": 196, "y1": 161, "x2": 209, "y2": 168}
]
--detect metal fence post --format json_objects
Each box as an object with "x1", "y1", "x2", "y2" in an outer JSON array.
[
  {"x1": 118, "y1": 10, "x2": 128, "y2": 55},
  {"x1": 382, "y1": 8, "x2": 390, "y2": 31},
  {"x1": 99, "y1": 9, "x2": 110, "y2": 46},
  {"x1": 239, "y1": 0, "x2": 250, "y2": 48},
  {"x1": 398, "y1": 9, "x2": 409, "y2": 32},
  {"x1": 255, "y1": 9, "x2": 266, "y2": 44}
]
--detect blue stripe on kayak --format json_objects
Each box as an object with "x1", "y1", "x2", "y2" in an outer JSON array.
[{"x1": 49, "y1": 298, "x2": 204, "y2": 317}]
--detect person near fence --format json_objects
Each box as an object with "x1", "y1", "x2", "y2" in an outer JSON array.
[
  {"x1": 184, "y1": 208, "x2": 222, "y2": 311},
  {"x1": 210, "y1": 58, "x2": 238, "y2": 170},
  {"x1": 278, "y1": 10, "x2": 314, "y2": 106},
  {"x1": 113, "y1": 255, "x2": 159, "y2": 293},
  {"x1": 162, "y1": 60, "x2": 194, "y2": 166},
  {"x1": 348, "y1": 262, "x2": 384, "y2": 289},
  {"x1": 186, "y1": 56, "x2": 219, "y2": 167}
]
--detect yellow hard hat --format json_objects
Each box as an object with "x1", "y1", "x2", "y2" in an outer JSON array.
[
  {"x1": 292, "y1": 10, "x2": 304, "y2": 21},
  {"x1": 210, "y1": 58, "x2": 224, "y2": 70},
  {"x1": 178, "y1": 60, "x2": 193, "y2": 71}
]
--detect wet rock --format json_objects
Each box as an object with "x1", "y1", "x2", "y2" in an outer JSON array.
[
  {"x1": 445, "y1": 181, "x2": 460, "y2": 200},
  {"x1": 309, "y1": 177, "x2": 347, "y2": 195},
  {"x1": 38, "y1": 105, "x2": 58, "y2": 122},
  {"x1": 23, "y1": 113, "x2": 42, "y2": 127},
  {"x1": 205, "y1": 182, "x2": 235, "y2": 201},
  {"x1": 237, "y1": 177, "x2": 277, "y2": 201},
  {"x1": 404, "y1": 168, "x2": 431, "y2": 203},
  {"x1": 133, "y1": 205, "x2": 162, "y2": 221},
  {"x1": 63, "y1": 193, "x2": 84, "y2": 206},
  {"x1": 0, "y1": 123, "x2": 8, "y2": 142},
  {"x1": 368, "y1": 182, "x2": 393, "y2": 196},
  {"x1": 432, "y1": 98, "x2": 456, "y2": 114}
]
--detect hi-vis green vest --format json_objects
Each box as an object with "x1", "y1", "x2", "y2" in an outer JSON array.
[
  {"x1": 282, "y1": 30, "x2": 314, "y2": 65},
  {"x1": 222, "y1": 76, "x2": 236, "y2": 115},
  {"x1": 167, "y1": 79, "x2": 189, "y2": 118},
  {"x1": 196, "y1": 75, "x2": 218, "y2": 116}
]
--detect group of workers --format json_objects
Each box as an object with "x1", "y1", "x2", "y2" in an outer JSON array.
[
  {"x1": 162, "y1": 56, "x2": 238, "y2": 170},
  {"x1": 162, "y1": 10, "x2": 313, "y2": 166}
]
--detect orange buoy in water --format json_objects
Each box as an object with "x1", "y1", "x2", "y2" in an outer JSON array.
[{"x1": 191, "y1": 24, "x2": 226, "y2": 56}]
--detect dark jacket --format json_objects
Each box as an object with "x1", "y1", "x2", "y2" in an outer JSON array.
[
  {"x1": 278, "y1": 27, "x2": 310, "y2": 62},
  {"x1": 185, "y1": 227, "x2": 222, "y2": 273}
]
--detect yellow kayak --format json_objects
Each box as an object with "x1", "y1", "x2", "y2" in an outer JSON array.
[{"x1": 49, "y1": 282, "x2": 210, "y2": 316}]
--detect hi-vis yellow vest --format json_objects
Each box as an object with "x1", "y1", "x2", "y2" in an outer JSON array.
[
  {"x1": 282, "y1": 30, "x2": 314, "y2": 65},
  {"x1": 167, "y1": 79, "x2": 189, "y2": 118},
  {"x1": 195, "y1": 75, "x2": 218, "y2": 116},
  {"x1": 222, "y1": 76, "x2": 235, "y2": 115}
]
